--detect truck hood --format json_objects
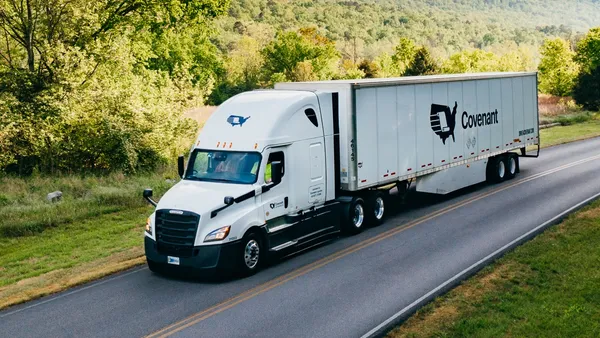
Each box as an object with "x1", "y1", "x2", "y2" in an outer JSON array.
[{"x1": 156, "y1": 180, "x2": 254, "y2": 215}]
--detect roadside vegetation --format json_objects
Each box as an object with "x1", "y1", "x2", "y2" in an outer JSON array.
[
  {"x1": 0, "y1": 173, "x2": 174, "y2": 308},
  {"x1": 388, "y1": 199, "x2": 600, "y2": 338}
]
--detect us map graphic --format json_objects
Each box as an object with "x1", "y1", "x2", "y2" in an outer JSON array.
[{"x1": 430, "y1": 102, "x2": 458, "y2": 144}]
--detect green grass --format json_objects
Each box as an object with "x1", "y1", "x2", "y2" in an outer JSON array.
[
  {"x1": 554, "y1": 111, "x2": 596, "y2": 126},
  {"x1": 0, "y1": 172, "x2": 177, "y2": 286},
  {"x1": 389, "y1": 200, "x2": 600, "y2": 338},
  {"x1": 540, "y1": 113, "x2": 600, "y2": 148},
  {"x1": 0, "y1": 207, "x2": 149, "y2": 286},
  {"x1": 0, "y1": 173, "x2": 175, "y2": 237}
]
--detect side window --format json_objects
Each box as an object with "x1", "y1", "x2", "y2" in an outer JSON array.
[
  {"x1": 265, "y1": 151, "x2": 285, "y2": 183},
  {"x1": 305, "y1": 108, "x2": 319, "y2": 127}
]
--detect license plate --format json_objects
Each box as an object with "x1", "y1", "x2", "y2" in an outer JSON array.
[{"x1": 167, "y1": 256, "x2": 180, "y2": 265}]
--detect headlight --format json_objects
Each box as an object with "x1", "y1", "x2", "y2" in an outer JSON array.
[
  {"x1": 145, "y1": 217, "x2": 153, "y2": 236},
  {"x1": 204, "y1": 226, "x2": 231, "y2": 242}
]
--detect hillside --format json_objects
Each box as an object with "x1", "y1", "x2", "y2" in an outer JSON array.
[{"x1": 215, "y1": 0, "x2": 600, "y2": 58}]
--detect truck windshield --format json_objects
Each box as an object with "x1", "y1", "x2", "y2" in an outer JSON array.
[{"x1": 185, "y1": 149, "x2": 262, "y2": 184}]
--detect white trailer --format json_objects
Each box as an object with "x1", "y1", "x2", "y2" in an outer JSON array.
[{"x1": 143, "y1": 72, "x2": 539, "y2": 276}]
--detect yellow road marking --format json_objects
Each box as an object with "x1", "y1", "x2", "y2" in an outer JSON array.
[{"x1": 147, "y1": 153, "x2": 600, "y2": 338}]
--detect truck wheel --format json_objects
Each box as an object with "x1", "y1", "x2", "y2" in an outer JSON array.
[
  {"x1": 342, "y1": 197, "x2": 366, "y2": 235},
  {"x1": 488, "y1": 156, "x2": 507, "y2": 183},
  {"x1": 505, "y1": 154, "x2": 518, "y2": 180},
  {"x1": 238, "y1": 232, "x2": 263, "y2": 276},
  {"x1": 367, "y1": 192, "x2": 386, "y2": 226}
]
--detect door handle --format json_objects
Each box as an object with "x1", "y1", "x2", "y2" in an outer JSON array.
[{"x1": 284, "y1": 197, "x2": 288, "y2": 208}]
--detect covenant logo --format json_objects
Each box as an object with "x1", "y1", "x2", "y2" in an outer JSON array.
[
  {"x1": 462, "y1": 110, "x2": 499, "y2": 129},
  {"x1": 227, "y1": 115, "x2": 250, "y2": 127},
  {"x1": 430, "y1": 102, "x2": 500, "y2": 145},
  {"x1": 430, "y1": 102, "x2": 458, "y2": 145}
]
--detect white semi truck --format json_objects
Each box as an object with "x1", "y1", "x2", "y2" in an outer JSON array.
[{"x1": 143, "y1": 72, "x2": 539, "y2": 276}]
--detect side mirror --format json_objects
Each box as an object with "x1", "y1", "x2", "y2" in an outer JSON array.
[
  {"x1": 271, "y1": 161, "x2": 283, "y2": 185},
  {"x1": 224, "y1": 196, "x2": 234, "y2": 206},
  {"x1": 143, "y1": 188, "x2": 157, "y2": 207},
  {"x1": 177, "y1": 155, "x2": 185, "y2": 178}
]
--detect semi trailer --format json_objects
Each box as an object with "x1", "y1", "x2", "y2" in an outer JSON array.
[{"x1": 143, "y1": 72, "x2": 539, "y2": 276}]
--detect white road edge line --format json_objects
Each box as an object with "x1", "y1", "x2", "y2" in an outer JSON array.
[
  {"x1": 361, "y1": 190, "x2": 600, "y2": 338},
  {"x1": 0, "y1": 267, "x2": 148, "y2": 318}
]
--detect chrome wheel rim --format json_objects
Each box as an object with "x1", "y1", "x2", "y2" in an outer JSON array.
[
  {"x1": 374, "y1": 197, "x2": 385, "y2": 220},
  {"x1": 244, "y1": 239, "x2": 260, "y2": 269},
  {"x1": 509, "y1": 157, "x2": 517, "y2": 175},
  {"x1": 353, "y1": 204, "x2": 364, "y2": 228},
  {"x1": 498, "y1": 160, "x2": 506, "y2": 178}
]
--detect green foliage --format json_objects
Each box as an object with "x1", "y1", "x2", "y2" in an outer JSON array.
[
  {"x1": 261, "y1": 28, "x2": 340, "y2": 83},
  {"x1": 405, "y1": 47, "x2": 440, "y2": 76},
  {"x1": 392, "y1": 38, "x2": 417, "y2": 75},
  {"x1": 538, "y1": 38, "x2": 578, "y2": 96},
  {"x1": 0, "y1": 172, "x2": 175, "y2": 238},
  {"x1": 573, "y1": 67, "x2": 600, "y2": 111},
  {"x1": 442, "y1": 49, "x2": 499, "y2": 73},
  {"x1": 574, "y1": 27, "x2": 600, "y2": 73},
  {"x1": 0, "y1": 0, "x2": 228, "y2": 174},
  {"x1": 573, "y1": 28, "x2": 600, "y2": 111},
  {"x1": 1, "y1": 0, "x2": 599, "y2": 175}
]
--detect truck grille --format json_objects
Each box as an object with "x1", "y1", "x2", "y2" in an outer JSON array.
[{"x1": 155, "y1": 210, "x2": 200, "y2": 258}]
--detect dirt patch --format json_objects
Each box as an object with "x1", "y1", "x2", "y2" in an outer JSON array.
[
  {"x1": 0, "y1": 247, "x2": 145, "y2": 310},
  {"x1": 575, "y1": 206, "x2": 600, "y2": 220}
]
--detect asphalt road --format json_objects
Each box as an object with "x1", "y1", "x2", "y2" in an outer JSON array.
[{"x1": 3, "y1": 137, "x2": 600, "y2": 338}]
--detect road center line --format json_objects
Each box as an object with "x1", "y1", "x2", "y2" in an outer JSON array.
[{"x1": 148, "y1": 153, "x2": 600, "y2": 338}]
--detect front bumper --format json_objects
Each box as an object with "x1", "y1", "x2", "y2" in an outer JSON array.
[{"x1": 144, "y1": 237, "x2": 241, "y2": 271}]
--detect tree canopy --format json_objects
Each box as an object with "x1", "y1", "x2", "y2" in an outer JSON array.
[{"x1": 1, "y1": 0, "x2": 600, "y2": 175}]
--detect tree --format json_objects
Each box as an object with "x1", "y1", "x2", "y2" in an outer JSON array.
[
  {"x1": 573, "y1": 27, "x2": 600, "y2": 110},
  {"x1": 574, "y1": 27, "x2": 600, "y2": 73},
  {"x1": 538, "y1": 38, "x2": 578, "y2": 96},
  {"x1": 442, "y1": 49, "x2": 498, "y2": 74},
  {"x1": 573, "y1": 66, "x2": 600, "y2": 111},
  {"x1": 0, "y1": 0, "x2": 229, "y2": 174},
  {"x1": 391, "y1": 38, "x2": 417, "y2": 75},
  {"x1": 405, "y1": 47, "x2": 439, "y2": 76},
  {"x1": 261, "y1": 28, "x2": 339, "y2": 83}
]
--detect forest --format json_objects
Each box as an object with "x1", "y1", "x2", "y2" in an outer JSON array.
[{"x1": 1, "y1": 0, "x2": 600, "y2": 175}]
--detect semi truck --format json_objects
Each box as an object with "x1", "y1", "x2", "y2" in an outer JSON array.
[{"x1": 143, "y1": 72, "x2": 539, "y2": 276}]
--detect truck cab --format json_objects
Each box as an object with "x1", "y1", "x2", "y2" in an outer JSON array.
[{"x1": 144, "y1": 90, "x2": 341, "y2": 275}]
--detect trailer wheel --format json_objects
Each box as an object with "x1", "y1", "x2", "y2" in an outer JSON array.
[
  {"x1": 505, "y1": 154, "x2": 518, "y2": 180},
  {"x1": 488, "y1": 156, "x2": 507, "y2": 183},
  {"x1": 342, "y1": 197, "x2": 366, "y2": 235},
  {"x1": 367, "y1": 192, "x2": 386, "y2": 226},
  {"x1": 238, "y1": 231, "x2": 263, "y2": 276}
]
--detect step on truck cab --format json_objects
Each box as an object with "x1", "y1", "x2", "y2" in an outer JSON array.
[{"x1": 143, "y1": 72, "x2": 539, "y2": 276}]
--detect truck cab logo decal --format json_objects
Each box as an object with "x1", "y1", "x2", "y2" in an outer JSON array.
[
  {"x1": 227, "y1": 115, "x2": 250, "y2": 127},
  {"x1": 430, "y1": 102, "x2": 458, "y2": 144}
]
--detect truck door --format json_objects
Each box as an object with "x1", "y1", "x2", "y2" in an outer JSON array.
[{"x1": 262, "y1": 148, "x2": 289, "y2": 223}]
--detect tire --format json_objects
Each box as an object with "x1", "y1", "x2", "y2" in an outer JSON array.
[
  {"x1": 238, "y1": 232, "x2": 263, "y2": 276},
  {"x1": 505, "y1": 154, "x2": 518, "y2": 180},
  {"x1": 342, "y1": 197, "x2": 366, "y2": 235},
  {"x1": 367, "y1": 192, "x2": 386, "y2": 226},
  {"x1": 488, "y1": 156, "x2": 507, "y2": 183}
]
